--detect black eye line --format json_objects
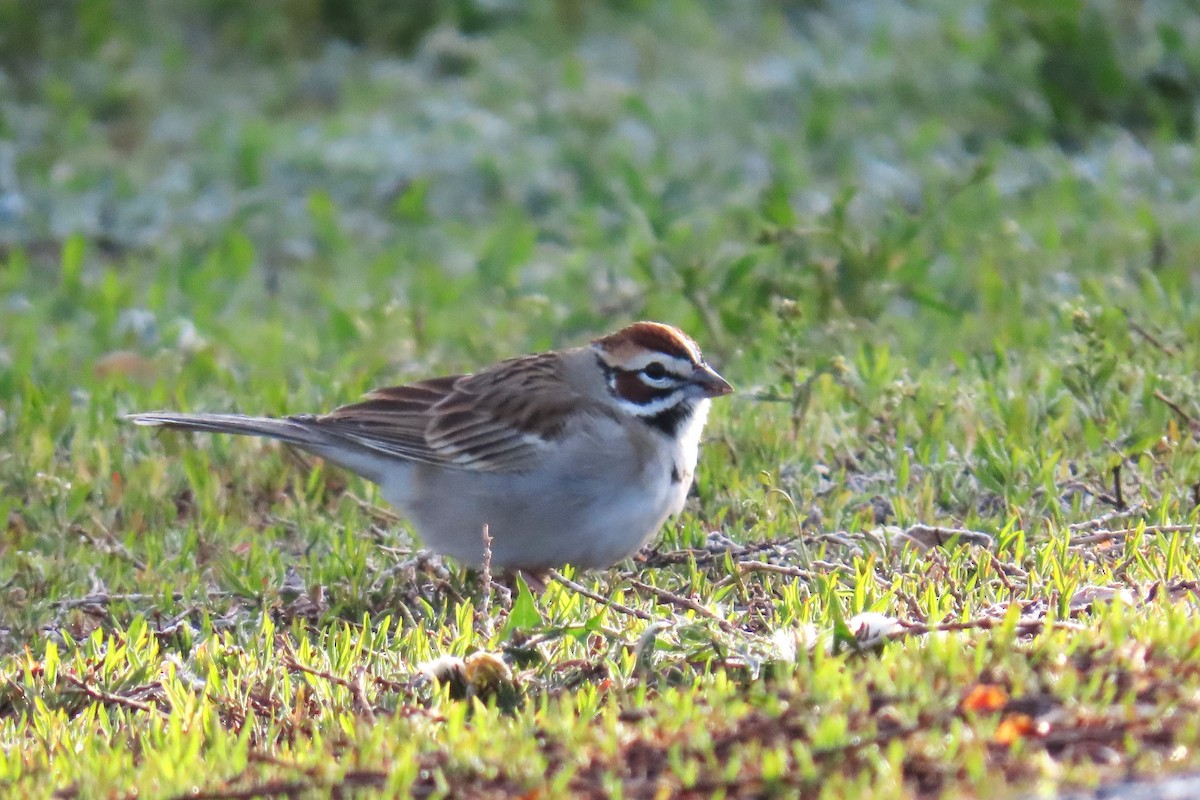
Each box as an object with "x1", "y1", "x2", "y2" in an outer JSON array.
[
  {"x1": 595, "y1": 355, "x2": 618, "y2": 390},
  {"x1": 598, "y1": 354, "x2": 693, "y2": 407}
]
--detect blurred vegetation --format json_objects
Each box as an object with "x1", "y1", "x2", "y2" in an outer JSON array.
[
  {"x1": 986, "y1": 1, "x2": 1200, "y2": 141},
  {"x1": 3, "y1": 1, "x2": 1198, "y2": 141}
]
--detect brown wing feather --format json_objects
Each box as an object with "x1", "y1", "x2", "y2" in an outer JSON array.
[{"x1": 310, "y1": 354, "x2": 581, "y2": 473}]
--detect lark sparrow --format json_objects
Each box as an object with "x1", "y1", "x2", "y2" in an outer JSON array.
[{"x1": 128, "y1": 322, "x2": 732, "y2": 571}]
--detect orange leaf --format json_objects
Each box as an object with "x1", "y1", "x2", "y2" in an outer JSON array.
[
  {"x1": 993, "y1": 713, "x2": 1036, "y2": 745},
  {"x1": 961, "y1": 683, "x2": 1008, "y2": 713}
]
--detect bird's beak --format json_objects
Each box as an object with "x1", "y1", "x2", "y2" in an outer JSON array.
[{"x1": 692, "y1": 364, "x2": 734, "y2": 397}]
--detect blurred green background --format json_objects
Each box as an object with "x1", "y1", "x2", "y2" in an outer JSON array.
[{"x1": 3, "y1": 0, "x2": 1198, "y2": 369}]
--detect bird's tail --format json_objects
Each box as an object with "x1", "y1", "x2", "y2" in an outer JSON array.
[
  {"x1": 126, "y1": 412, "x2": 332, "y2": 448},
  {"x1": 126, "y1": 411, "x2": 400, "y2": 485}
]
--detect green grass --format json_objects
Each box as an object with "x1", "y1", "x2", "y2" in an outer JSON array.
[{"x1": 5, "y1": 1, "x2": 1200, "y2": 797}]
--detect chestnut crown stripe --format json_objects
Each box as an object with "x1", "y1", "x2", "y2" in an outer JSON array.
[
  {"x1": 592, "y1": 321, "x2": 702, "y2": 365},
  {"x1": 621, "y1": 325, "x2": 700, "y2": 362}
]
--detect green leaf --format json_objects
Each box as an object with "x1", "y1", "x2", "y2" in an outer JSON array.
[
  {"x1": 823, "y1": 580, "x2": 857, "y2": 653},
  {"x1": 61, "y1": 233, "x2": 86, "y2": 294},
  {"x1": 502, "y1": 575, "x2": 543, "y2": 637},
  {"x1": 393, "y1": 178, "x2": 430, "y2": 222},
  {"x1": 761, "y1": 181, "x2": 796, "y2": 227}
]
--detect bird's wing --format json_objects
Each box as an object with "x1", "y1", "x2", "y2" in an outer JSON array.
[{"x1": 311, "y1": 354, "x2": 586, "y2": 473}]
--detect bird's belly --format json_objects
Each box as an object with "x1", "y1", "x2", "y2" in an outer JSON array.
[{"x1": 381, "y1": 465, "x2": 682, "y2": 571}]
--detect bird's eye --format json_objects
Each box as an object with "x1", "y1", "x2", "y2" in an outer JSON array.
[{"x1": 642, "y1": 362, "x2": 667, "y2": 380}]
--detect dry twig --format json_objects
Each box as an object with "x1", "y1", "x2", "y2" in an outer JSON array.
[
  {"x1": 1153, "y1": 389, "x2": 1200, "y2": 432},
  {"x1": 893, "y1": 617, "x2": 1087, "y2": 640},
  {"x1": 548, "y1": 570, "x2": 653, "y2": 622},
  {"x1": 735, "y1": 561, "x2": 818, "y2": 580},
  {"x1": 51, "y1": 589, "x2": 233, "y2": 609},
  {"x1": 627, "y1": 578, "x2": 737, "y2": 633},
  {"x1": 1069, "y1": 523, "x2": 1197, "y2": 547},
  {"x1": 480, "y1": 524, "x2": 494, "y2": 622},
  {"x1": 62, "y1": 673, "x2": 162, "y2": 715}
]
